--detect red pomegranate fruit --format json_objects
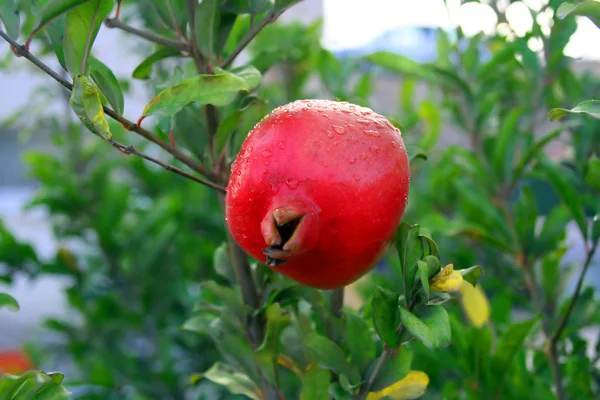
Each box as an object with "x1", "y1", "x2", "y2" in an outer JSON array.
[{"x1": 225, "y1": 99, "x2": 410, "y2": 289}]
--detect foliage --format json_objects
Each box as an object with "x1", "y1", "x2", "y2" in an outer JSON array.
[{"x1": 0, "y1": 0, "x2": 599, "y2": 399}]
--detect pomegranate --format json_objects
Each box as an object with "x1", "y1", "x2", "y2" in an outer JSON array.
[{"x1": 225, "y1": 99, "x2": 410, "y2": 289}]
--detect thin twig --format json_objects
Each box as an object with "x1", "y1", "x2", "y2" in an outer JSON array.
[
  {"x1": 220, "y1": 2, "x2": 303, "y2": 69},
  {"x1": 550, "y1": 243, "x2": 598, "y2": 343},
  {"x1": 0, "y1": 29, "x2": 222, "y2": 187},
  {"x1": 104, "y1": 18, "x2": 190, "y2": 52},
  {"x1": 186, "y1": 0, "x2": 206, "y2": 72},
  {"x1": 81, "y1": 0, "x2": 102, "y2": 74},
  {"x1": 166, "y1": 0, "x2": 187, "y2": 41}
]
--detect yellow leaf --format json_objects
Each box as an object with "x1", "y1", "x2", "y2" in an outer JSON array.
[
  {"x1": 430, "y1": 264, "x2": 463, "y2": 292},
  {"x1": 366, "y1": 371, "x2": 429, "y2": 400},
  {"x1": 460, "y1": 281, "x2": 491, "y2": 328}
]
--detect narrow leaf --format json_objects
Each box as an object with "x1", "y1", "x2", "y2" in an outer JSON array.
[
  {"x1": 132, "y1": 47, "x2": 182, "y2": 80},
  {"x1": 344, "y1": 312, "x2": 375, "y2": 372},
  {"x1": 194, "y1": 0, "x2": 220, "y2": 62},
  {"x1": 395, "y1": 223, "x2": 423, "y2": 298},
  {"x1": 458, "y1": 265, "x2": 484, "y2": 286},
  {"x1": 366, "y1": 371, "x2": 429, "y2": 400},
  {"x1": 141, "y1": 72, "x2": 249, "y2": 118},
  {"x1": 69, "y1": 74, "x2": 112, "y2": 139},
  {"x1": 491, "y1": 318, "x2": 538, "y2": 392},
  {"x1": 89, "y1": 56, "x2": 124, "y2": 114},
  {"x1": 301, "y1": 333, "x2": 359, "y2": 384},
  {"x1": 416, "y1": 260, "x2": 430, "y2": 298},
  {"x1": 399, "y1": 308, "x2": 435, "y2": 350},
  {"x1": 420, "y1": 305, "x2": 451, "y2": 349},
  {"x1": 0, "y1": 0, "x2": 20, "y2": 39},
  {"x1": 459, "y1": 281, "x2": 490, "y2": 328},
  {"x1": 63, "y1": 0, "x2": 114, "y2": 75},
  {"x1": 201, "y1": 362, "x2": 261, "y2": 400},
  {"x1": 300, "y1": 365, "x2": 330, "y2": 400},
  {"x1": 549, "y1": 100, "x2": 600, "y2": 121},
  {"x1": 26, "y1": 0, "x2": 92, "y2": 45},
  {"x1": 367, "y1": 348, "x2": 413, "y2": 392},
  {"x1": 0, "y1": 292, "x2": 19, "y2": 311},
  {"x1": 557, "y1": 2, "x2": 600, "y2": 29},
  {"x1": 586, "y1": 154, "x2": 600, "y2": 191},
  {"x1": 538, "y1": 160, "x2": 588, "y2": 238},
  {"x1": 371, "y1": 287, "x2": 400, "y2": 348}
]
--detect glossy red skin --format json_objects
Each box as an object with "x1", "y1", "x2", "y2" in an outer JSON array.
[{"x1": 225, "y1": 99, "x2": 410, "y2": 289}]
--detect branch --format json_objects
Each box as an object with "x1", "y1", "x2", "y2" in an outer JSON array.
[
  {"x1": 104, "y1": 18, "x2": 190, "y2": 53},
  {"x1": 220, "y1": 2, "x2": 302, "y2": 69},
  {"x1": 551, "y1": 242, "x2": 598, "y2": 343},
  {"x1": 186, "y1": 0, "x2": 206, "y2": 73},
  {"x1": 0, "y1": 29, "x2": 223, "y2": 188}
]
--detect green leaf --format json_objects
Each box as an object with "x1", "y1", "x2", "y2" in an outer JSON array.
[
  {"x1": 424, "y1": 255, "x2": 441, "y2": 279},
  {"x1": 344, "y1": 312, "x2": 375, "y2": 372},
  {"x1": 141, "y1": 72, "x2": 250, "y2": 118},
  {"x1": 194, "y1": 0, "x2": 220, "y2": 62},
  {"x1": 302, "y1": 334, "x2": 360, "y2": 385},
  {"x1": 132, "y1": 47, "x2": 182, "y2": 80},
  {"x1": 213, "y1": 242, "x2": 235, "y2": 283},
  {"x1": 399, "y1": 308, "x2": 435, "y2": 350},
  {"x1": 0, "y1": 371, "x2": 71, "y2": 400},
  {"x1": 0, "y1": 0, "x2": 20, "y2": 39},
  {"x1": 535, "y1": 205, "x2": 570, "y2": 255},
  {"x1": 0, "y1": 292, "x2": 19, "y2": 311},
  {"x1": 541, "y1": 248, "x2": 565, "y2": 305},
  {"x1": 420, "y1": 305, "x2": 451, "y2": 349},
  {"x1": 64, "y1": 0, "x2": 114, "y2": 75},
  {"x1": 196, "y1": 280, "x2": 243, "y2": 314},
  {"x1": 200, "y1": 362, "x2": 261, "y2": 400},
  {"x1": 300, "y1": 366, "x2": 330, "y2": 400},
  {"x1": 365, "y1": 51, "x2": 435, "y2": 81},
  {"x1": 229, "y1": 64, "x2": 262, "y2": 91},
  {"x1": 222, "y1": 0, "x2": 271, "y2": 14},
  {"x1": 491, "y1": 318, "x2": 538, "y2": 392},
  {"x1": 538, "y1": 160, "x2": 588, "y2": 238},
  {"x1": 46, "y1": 16, "x2": 67, "y2": 70},
  {"x1": 549, "y1": 100, "x2": 600, "y2": 121},
  {"x1": 69, "y1": 74, "x2": 112, "y2": 139},
  {"x1": 395, "y1": 223, "x2": 423, "y2": 298},
  {"x1": 493, "y1": 107, "x2": 524, "y2": 182},
  {"x1": 592, "y1": 215, "x2": 600, "y2": 244},
  {"x1": 371, "y1": 287, "x2": 400, "y2": 348},
  {"x1": 354, "y1": 72, "x2": 373, "y2": 100},
  {"x1": 27, "y1": 0, "x2": 92, "y2": 44},
  {"x1": 89, "y1": 56, "x2": 123, "y2": 114},
  {"x1": 514, "y1": 185, "x2": 539, "y2": 253},
  {"x1": 256, "y1": 303, "x2": 291, "y2": 352},
  {"x1": 557, "y1": 2, "x2": 600, "y2": 29},
  {"x1": 458, "y1": 265, "x2": 484, "y2": 286},
  {"x1": 367, "y1": 347, "x2": 413, "y2": 392},
  {"x1": 513, "y1": 120, "x2": 582, "y2": 181},
  {"x1": 416, "y1": 260, "x2": 430, "y2": 299},
  {"x1": 586, "y1": 154, "x2": 600, "y2": 191}
]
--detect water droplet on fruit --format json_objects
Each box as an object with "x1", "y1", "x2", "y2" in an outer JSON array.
[
  {"x1": 353, "y1": 174, "x2": 361, "y2": 182},
  {"x1": 327, "y1": 131, "x2": 334, "y2": 138},
  {"x1": 341, "y1": 108, "x2": 351, "y2": 114},
  {"x1": 360, "y1": 153, "x2": 367, "y2": 160},
  {"x1": 364, "y1": 129, "x2": 380, "y2": 137},
  {"x1": 369, "y1": 146, "x2": 380, "y2": 154},
  {"x1": 278, "y1": 142, "x2": 285, "y2": 150},
  {"x1": 285, "y1": 178, "x2": 300, "y2": 189},
  {"x1": 346, "y1": 123, "x2": 355, "y2": 129},
  {"x1": 348, "y1": 156, "x2": 356, "y2": 164},
  {"x1": 248, "y1": 146, "x2": 253, "y2": 152},
  {"x1": 356, "y1": 118, "x2": 371, "y2": 125},
  {"x1": 332, "y1": 125, "x2": 346, "y2": 135},
  {"x1": 321, "y1": 113, "x2": 331, "y2": 119},
  {"x1": 262, "y1": 150, "x2": 272, "y2": 158}
]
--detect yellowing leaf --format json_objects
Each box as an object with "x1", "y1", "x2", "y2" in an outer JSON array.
[
  {"x1": 430, "y1": 264, "x2": 463, "y2": 292},
  {"x1": 460, "y1": 281, "x2": 490, "y2": 328},
  {"x1": 366, "y1": 370, "x2": 429, "y2": 400}
]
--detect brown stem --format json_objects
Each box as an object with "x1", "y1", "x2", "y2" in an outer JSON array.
[
  {"x1": 0, "y1": 30, "x2": 222, "y2": 186},
  {"x1": 104, "y1": 18, "x2": 190, "y2": 52}
]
